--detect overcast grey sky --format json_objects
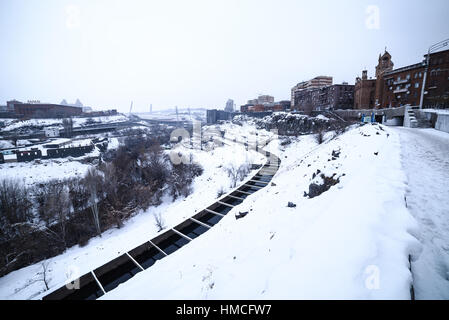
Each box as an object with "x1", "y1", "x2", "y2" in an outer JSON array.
[{"x1": 1, "y1": 0, "x2": 448, "y2": 112}]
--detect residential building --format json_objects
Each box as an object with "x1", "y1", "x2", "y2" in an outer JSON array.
[
  {"x1": 355, "y1": 48, "x2": 449, "y2": 109},
  {"x1": 381, "y1": 63, "x2": 424, "y2": 108},
  {"x1": 257, "y1": 95, "x2": 274, "y2": 105},
  {"x1": 8, "y1": 101, "x2": 83, "y2": 118},
  {"x1": 246, "y1": 95, "x2": 275, "y2": 106},
  {"x1": 225, "y1": 99, "x2": 234, "y2": 112},
  {"x1": 206, "y1": 109, "x2": 232, "y2": 124},
  {"x1": 290, "y1": 76, "x2": 333, "y2": 110}
]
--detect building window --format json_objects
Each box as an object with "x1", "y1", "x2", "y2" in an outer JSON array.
[
  {"x1": 406, "y1": 74, "x2": 411, "y2": 80},
  {"x1": 397, "y1": 76, "x2": 401, "y2": 81},
  {"x1": 415, "y1": 82, "x2": 419, "y2": 88}
]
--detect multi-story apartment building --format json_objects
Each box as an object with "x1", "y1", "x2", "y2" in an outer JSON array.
[
  {"x1": 381, "y1": 63, "x2": 425, "y2": 108},
  {"x1": 292, "y1": 81, "x2": 354, "y2": 112},
  {"x1": 291, "y1": 76, "x2": 333, "y2": 109},
  {"x1": 355, "y1": 48, "x2": 449, "y2": 109}
]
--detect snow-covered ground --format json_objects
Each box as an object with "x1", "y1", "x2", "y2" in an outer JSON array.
[
  {"x1": 137, "y1": 109, "x2": 206, "y2": 122},
  {"x1": 2, "y1": 120, "x2": 436, "y2": 300},
  {"x1": 0, "y1": 115, "x2": 128, "y2": 132},
  {"x1": 0, "y1": 138, "x2": 263, "y2": 300},
  {"x1": 96, "y1": 123, "x2": 418, "y2": 300},
  {"x1": 0, "y1": 159, "x2": 93, "y2": 188},
  {"x1": 422, "y1": 109, "x2": 449, "y2": 115},
  {"x1": 393, "y1": 127, "x2": 449, "y2": 299}
]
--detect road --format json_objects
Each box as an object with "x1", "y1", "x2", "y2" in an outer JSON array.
[{"x1": 393, "y1": 127, "x2": 449, "y2": 299}]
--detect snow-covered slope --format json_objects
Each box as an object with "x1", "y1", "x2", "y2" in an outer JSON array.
[
  {"x1": 0, "y1": 115, "x2": 129, "y2": 132},
  {"x1": 99, "y1": 123, "x2": 418, "y2": 300},
  {"x1": 0, "y1": 140, "x2": 263, "y2": 300}
]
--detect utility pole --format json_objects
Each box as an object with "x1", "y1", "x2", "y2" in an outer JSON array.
[
  {"x1": 129, "y1": 101, "x2": 133, "y2": 116},
  {"x1": 419, "y1": 38, "x2": 449, "y2": 109}
]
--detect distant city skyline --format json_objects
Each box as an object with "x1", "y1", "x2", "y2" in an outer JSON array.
[{"x1": 1, "y1": 0, "x2": 448, "y2": 113}]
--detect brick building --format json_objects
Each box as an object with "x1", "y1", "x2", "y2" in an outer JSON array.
[
  {"x1": 354, "y1": 70, "x2": 376, "y2": 109},
  {"x1": 8, "y1": 101, "x2": 83, "y2": 118},
  {"x1": 291, "y1": 76, "x2": 333, "y2": 109},
  {"x1": 381, "y1": 63, "x2": 424, "y2": 108},
  {"x1": 240, "y1": 100, "x2": 290, "y2": 113},
  {"x1": 355, "y1": 48, "x2": 449, "y2": 109},
  {"x1": 374, "y1": 51, "x2": 394, "y2": 108},
  {"x1": 292, "y1": 82, "x2": 354, "y2": 112}
]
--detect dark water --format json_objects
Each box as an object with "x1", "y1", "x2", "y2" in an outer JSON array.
[
  {"x1": 94, "y1": 254, "x2": 142, "y2": 292},
  {"x1": 46, "y1": 273, "x2": 104, "y2": 300},
  {"x1": 154, "y1": 232, "x2": 190, "y2": 255},
  {"x1": 129, "y1": 243, "x2": 165, "y2": 269},
  {"x1": 175, "y1": 221, "x2": 209, "y2": 239},
  {"x1": 196, "y1": 212, "x2": 223, "y2": 227},
  {"x1": 221, "y1": 197, "x2": 243, "y2": 206},
  {"x1": 254, "y1": 174, "x2": 273, "y2": 182}
]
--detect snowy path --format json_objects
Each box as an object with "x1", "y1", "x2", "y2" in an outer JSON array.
[{"x1": 394, "y1": 127, "x2": 449, "y2": 299}]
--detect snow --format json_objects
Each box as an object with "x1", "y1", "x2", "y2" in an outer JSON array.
[
  {"x1": 98, "y1": 123, "x2": 417, "y2": 300},
  {"x1": 0, "y1": 159, "x2": 93, "y2": 188},
  {"x1": 393, "y1": 127, "x2": 449, "y2": 299},
  {"x1": 0, "y1": 137, "x2": 263, "y2": 300},
  {"x1": 422, "y1": 109, "x2": 449, "y2": 115},
  {"x1": 315, "y1": 114, "x2": 330, "y2": 121},
  {"x1": 0, "y1": 115, "x2": 129, "y2": 132},
  {"x1": 0, "y1": 121, "x2": 424, "y2": 300},
  {"x1": 0, "y1": 140, "x2": 14, "y2": 149}
]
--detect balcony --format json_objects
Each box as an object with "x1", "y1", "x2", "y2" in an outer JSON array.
[{"x1": 393, "y1": 78, "x2": 409, "y2": 85}]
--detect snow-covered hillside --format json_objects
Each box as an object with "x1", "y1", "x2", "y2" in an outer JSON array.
[
  {"x1": 97, "y1": 123, "x2": 418, "y2": 299},
  {"x1": 0, "y1": 139, "x2": 263, "y2": 300},
  {"x1": 0, "y1": 115, "x2": 129, "y2": 132}
]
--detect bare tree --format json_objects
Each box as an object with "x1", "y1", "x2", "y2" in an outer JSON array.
[
  {"x1": 36, "y1": 181, "x2": 71, "y2": 247},
  {"x1": 84, "y1": 167, "x2": 103, "y2": 236},
  {"x1": 38, "y1": 261, "x2": 51, "y2": 291},
  {"x1": 0, "y1": 179, "x2": 32, "y2": 243},
  {"x1": 14, "y1": 261, "x2": 52, "y2": 294},
  {"x1": 62, "y1": 118, "x2": 73, "y2": 138}
]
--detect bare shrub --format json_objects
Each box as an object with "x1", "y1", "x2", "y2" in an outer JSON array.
[
  {"x1": 237, "y1": 162, "x2": 251, "y2": 181},
  {"x1": 216, "y1": 186, "x2": 226, "y2": 198},
  {"x1": 153, "y1": 212, "x2": 165, "y2": 232},
  {"x1": 226, "y1": 164, "x2": 239, "y2": 188},
  {"x1": 315, "y1": 129, "x2": 325, "y2": 144}
]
